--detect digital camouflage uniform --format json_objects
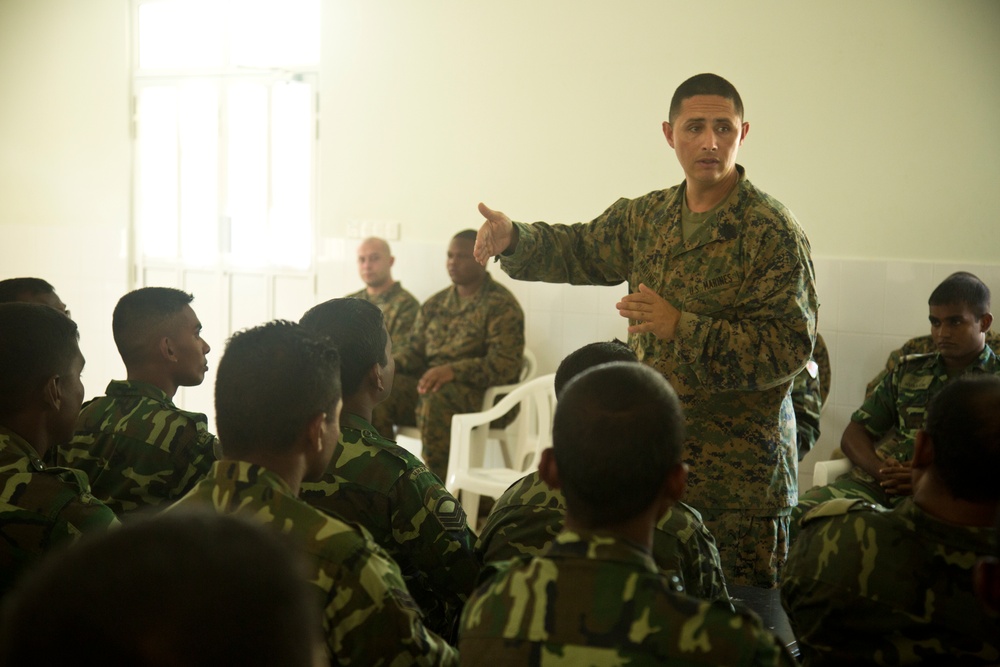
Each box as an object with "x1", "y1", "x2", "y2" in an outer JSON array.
[
  {"x1": 791, "y1": 332, "x2": 828, "y2": 461},
  {"x1": 865, "y1": 330, "x2": 1000, "y2": 397},
  {"x1": 459, "y1": 529, "x2": 797, "y2": 666},
  {"x1": 793, "y1": 345, "x2": 1000, "y2": 529},
  {"x1": 170, "y1": 460, "x2": 459, "y2": 666},
  {"x1": 380, "y1": 273, "x2": 524, "y2": 480},
  {"x1": 782, "y1": 497, "x2": 999, "y2": 665},
  {"x1": 346, "y1": 282, "x2": 421, "y2": 348},
  {"x1": 475, "y1": 470, "x2": 730, "y2": 603},
  {"x1": 0, "y1": 427, "x2": 119, "y2": 597},
  {"x1": 300, "y1": 413, "x2": 480, "y2": 640},
  {"x1": 58, "y1": 380, "x2": 218, "y2": 517},
  {"x1": 498, "y1": 166, "x2": 817, "y2": 586}
]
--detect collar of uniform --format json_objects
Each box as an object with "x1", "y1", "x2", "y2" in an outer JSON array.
[
  {"x1": 0, "y1": 425, "x2": 48, "y2": 472},
  {"x1": 895, "y1": 497, "x2": 995, "y2": 553},
  {"x1": 211, "y1": 459, "x2": 296, "y2": 497},
  {"x1": 545, "y1": 528, "x2": 658, "y2": 573},
  {"x1": 104, "y1": 379, "x2": 175, "y2": 406},
  {"x1": 667, "y1": 164, "x2": 748, "y2": 254},
  {"x1": 974, "y1": 343, "x2": 998, "y2": 370},
  {"x1": 341, "y1": 412, "x2": 392, "y2": 444},
  {"x1": 445, "y1": 272, "x2": 494, "y2": 305}
]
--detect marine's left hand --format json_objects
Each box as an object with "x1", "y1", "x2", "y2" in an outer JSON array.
[
  {"x1": 418, "y1": 364, "x2": 455, "y2": 394},
  {"x1": 617, "y1": 283, "x2": 681, "y2": 341}
]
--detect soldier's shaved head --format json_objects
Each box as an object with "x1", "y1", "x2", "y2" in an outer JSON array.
[
  {"x1": 669, "y1": 73, "x2": 744, "y2": 123},
  {"x1": 553, "y1": 362, "x2": 685, "y2": 527},
  {"x1": 301, "y1": 298, "x2": 389, "y2": 395},
  {"x1": 929, "y1": 271, "x2": 991, "y2": 317},
  {"x1": 112, "y1": 287, "x2": 194, "y2": 365},
  {"x1": 0, "y1": 277, "x2": 68, "y2": 315},
  {"x1": 554, "y1": 339, "x2": 636, "y2": 397}
]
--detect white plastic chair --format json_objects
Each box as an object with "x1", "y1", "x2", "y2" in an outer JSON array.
[
  {"x1": 444, "y1": 373, "x2": 557, "y2": 519},
  {"x1": 812, "y1": 457, "x2": 853, "y2": 486}
]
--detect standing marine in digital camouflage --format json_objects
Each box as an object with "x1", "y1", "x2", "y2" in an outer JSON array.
[
  {"x1": 169, "y1": 320, "x2": 458, "y2": 666},
  {"x1": 375, "y1": 230, "x2": 524, "y2": 481},
  {"x1": 347, "y1": 236, "x2": 420, "y2": 346},
  {"x1": 475, "y1": 73, "x2": 817, "y2": 587},
  {"x1": 793, "y1": 272, "x2": 997, "y2": 533},
  {"x1": 0, "y1": 304, "x2": 118, "y2": 597},
  {"x1": 459, "y1": 362, "x2": 795, "y2": 665},
  {"x1": 299, "y1": 297, "x2": 479, "y2": 641},
  {"x1": 782, "y1": 374, "x2": 1000, "y2": 665},
  {"x1": 476, "y1": 340, "x2": 729, "y2": 603},
  {"x1": 57, "y1": 287, "x2": 218, "y2": 517}
]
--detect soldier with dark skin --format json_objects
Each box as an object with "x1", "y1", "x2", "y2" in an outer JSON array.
[
  {"x1": 0, "y1": 304, "x2": 118, "y2": 597},
  {"x1": 459, "y1": 363, "x2": 796, "y2": 666},
  {"x1": 170, "y1": 321, "x2": 458, "y2": 666},
  {"x1": 0, "y1": 277, "x2": 69, "y2": 315},
  {"x1": 57, "y1": 287, "x2": 218, "y2": 516},
  {"x1": 475, "y1": 73, "x2": 817, "y2": 587},
  {"x1": 299, "y1": 297, "x2": 479, "y2": 641},
  {"x1": 782, "y1": 375, "x2": 1000, "y2": 664}
]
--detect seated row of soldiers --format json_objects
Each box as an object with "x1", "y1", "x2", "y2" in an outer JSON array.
[{"x1": 0, "y1": 272, "x2": 997, "y2": 665}]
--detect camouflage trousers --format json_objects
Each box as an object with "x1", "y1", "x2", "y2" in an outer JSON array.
[
  {"x1": 790, "y1": 476, "x2": 902, "y2": 540},
  {"x1": 698, "y1": 510, "x2": 789, "y2": 588}
]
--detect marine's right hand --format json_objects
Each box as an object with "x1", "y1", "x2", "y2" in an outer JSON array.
[{"x1": 474, "y1": 202, "x2": 515, "y2": 266}]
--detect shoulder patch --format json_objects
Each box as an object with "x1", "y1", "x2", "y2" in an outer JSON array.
[
  {"x1": 801, "y1": 498, "x2": 883, "y2": 525},
  {"x1": 434, "y1": 496, "x2": 469, "y2": 532}
]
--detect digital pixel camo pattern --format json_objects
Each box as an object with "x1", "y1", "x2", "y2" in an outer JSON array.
[
  {"x1": 171, "y1": 460, "x2": 458, "y2": 666},
  {"x1": 346, "y1": 282, "x2": 421, "y2": 348},
  {"x1": 301, "y1": 413, "x2": 479, "y2": 640},
  {"x1": 58, "y1": 380, "x2": 218, "y2": 516},
  {"x1": 392, "y1": 273, "x2": 524, "y2": 478},
  {"x1": 864, "y1": 332, "x2": 1000, "y2": 398},
  {"x1": 475, "y1": 470, "x2": 730, "y2": 603},
  {"x1": 460, "y1": 530, "x2": 796, "y2": 666},
  {"x1": 499, "y1": 166, "x2": 817, "y2": 513},
  {"x1": 791, "y1": 333, "x2": 828, "y2": 460},
  {"x1": 0, "y1": 427, "x2": 118, "y2": 596},
  {"x1": 782, "y1": 497, "x2": 999, "y2": 665}
]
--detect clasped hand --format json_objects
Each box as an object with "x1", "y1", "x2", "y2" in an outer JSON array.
[{"x1": 617, "y1": 283, "x2": 681, "y2": 341}]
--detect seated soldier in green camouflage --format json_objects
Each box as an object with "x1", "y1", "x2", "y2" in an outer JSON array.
[
  {"x1": 170, "y1": 320, "x2": 458, "y2": 665},
  {"x1": 299, "y1": 298, "x2": 479, "y2": 640},
  {"x1": 793, "y1": 272, "x2": 997, "y2": 534},
  {"x1": 782, "y1": 375, "x2": 1000, "y2": 664},
  {"x1": 459, "y1": 362, "x2": 796, "y2": 666},
  {"x1": 476, "y1": 339, "x2": 730, "y2": 603},
  {"x1": 0, "y1": 304, "x2": 118, "y2": 597},
  {"x1": 58, "y1": 287, "x2": 218, "y2": 516}
]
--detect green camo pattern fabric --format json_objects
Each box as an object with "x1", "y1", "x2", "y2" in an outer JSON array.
[
  {"x1": 346, "y1": 282, "x2": 421, "y2": 348},
  {"x1": 58, "y1": 380, "x2": 218, "y2": 516},
  {"x1": 0, "y1": 427, "x2": 119, "y2": 596},
  {"x1": 864, "y1": 331, "x2": 1000, "y2": 398},
  {"x1": 459, "y1": 529, "x2": 796, "y2": 666},
  {"x1": 301, "y1": 413, "x2": 479, "y2": 639},
  {"x1": 171, "y1": 460, "x2": 459, "y2": 666},
  {"x1": 782, "y1": 497, "x2": 999, "y2": 665},
  {"x1": 475, "y1": 471, "x2": 730, "y2": 603},
  {"x1": 499, "y1": 166, "x2": 817, "y2": 512}
]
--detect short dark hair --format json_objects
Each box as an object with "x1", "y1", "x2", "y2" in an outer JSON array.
[
  {"x1": 0, "y1": 277, "x2": 55, "y2": 303},
  {"x1": 0, "y1": 303, "x2": 79, "y2": 418},
  {"x1": 215, "y1": 320, "x2": 341, "y2": 457},
  {"x1": 553, "y1": 362, "x2": 685, "y2": 526},
  {"x1": 554, "y1": 339, "x2": 637, "y2": 397},
  {"x1": 925, "y1": 374, "x2": 1000, "y2": 502},
  {"x1": 0, "y1": 510, "x2": 320, "y2": 666},
  {"x1": 928, "y1": 272, "x2": 991, "y2": 317},
  {"x1": 669, "y1": 73, "x2": 744, "y2": 123},
  {"x1": 112, "y1": 287, "x2": 194, "y2": 364},
  {"x1": 301, "y1": 298, "x2": 388, "y2": 395},
  {"x1": 452, "y1": 229, "x2": 478, "y2": 244}
]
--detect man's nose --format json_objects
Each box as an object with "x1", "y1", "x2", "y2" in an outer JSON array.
[{"x1": 701, "y1": 129, "x2": 718, "y2": 150}]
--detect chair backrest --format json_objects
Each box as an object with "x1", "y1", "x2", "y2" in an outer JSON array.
[{"x1": 481, "y1": 348, "x2": 538, "y2": 411}]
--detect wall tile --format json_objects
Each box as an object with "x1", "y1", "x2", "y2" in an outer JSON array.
[
  {"x1": 883, "y1": 261, "x2": 937, "y2": 336},
  {"x1": 838, "y1": 259, "x2": 886, "y2": 334}
]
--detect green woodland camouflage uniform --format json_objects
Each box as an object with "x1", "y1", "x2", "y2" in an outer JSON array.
[
  {"x1": 794, "y1": 345, "x2": 1000, "y2": 528},
  {"x1": 346, "y1": 282, "x2": 421, "y2": 348},
  {"x1": 475, "y1": 470, "x2": 730, "y2": 603},
  {"x1": 301, "y1": 413, "x2": 480, "y2": 640},
  {"x1": 459, "y1": 529, "x2": 797, "y2": 666},
  {"x1": 498, "y1": 166, "x2": 817, "y2": 586},
  {"x1": 171, "y1": 460, "x2": 459, "y2": 666},
  {"x1": 0, "y1": 427, "x2": 118, "y2": 597},
  {"x1": 782, "y1": 498, "x2": 999, "y2": 665},
  {"x1": 379, "y1": 273, "x2": 524, "y2": 480},
  {"x1": 791, "y1": 332, "x2": 828, "y2": 461},
  {"x1": 865, "y1": 330, "x2": 1000, "y2": 397},
  {"x1": 58, "y1": 380, "x2": 218, "y2": 517}
]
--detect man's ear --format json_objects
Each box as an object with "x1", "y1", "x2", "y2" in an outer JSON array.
[
  {"x1": 662, "y1": 121, "x2": 675, "y2": 148},
  {"x1": 369, "y1": 363, "x2": 384, "y2": 393},
  {"x1": 979, "y1": 312, "x2": 994, "y2": 333},
  {"x1": 912, "y1": 430, "x2": 935, "y2": 470},
  {"x1": 159, "y1": 336, "x2": 176, "y2": 362},
  {"x1": 42, "y1": 375, "x2": 62, "y2": 411},
  {"x1": 663, "y1": 462, "x2": 688, "y2": 503},
  {"x1": 538, "y1": 448, "x2": 561, "y2": 490},
  {"x1": 305, "y1": 412, "x2": 326, "y2": 455}
]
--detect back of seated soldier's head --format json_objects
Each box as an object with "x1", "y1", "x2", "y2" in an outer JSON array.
[
  {"x1": 215, "y1": 320, "x2": 341, "y2": 459},
  {"x1": 554, "y1": 339, "x2": 637, "y2": 397},
  {"x1": 0, "y1": 277, "x2": 68, "y2": 315},
  {"x1": 301, "y1": 297, "x2": 389, "y2": 397},
  {"x1": 929, "y1": 271, "x2": 991, "y2": 316},
  {"x1": 924, "y1": 374, "x2": 1000, "y2": 503},
  {"x1": 553, "y1": 362, "x2": 685, "y2": 527},
  {"x1": 0, "y1": 303, "x2": 81, "y2": 428},
  {"x1": 0, "y1": 510, "x2": 322, "y2": 666}
]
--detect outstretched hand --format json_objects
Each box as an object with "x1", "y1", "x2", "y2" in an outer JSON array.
[
  {"x1": 474, "y1": 202, "x2": 515, "y2": 266},
  {"x1": 616, "y1": 283, "x2": 681, "y2": 340}
]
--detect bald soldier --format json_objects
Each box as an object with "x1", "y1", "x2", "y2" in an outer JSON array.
[{"x1": 347, "y1": 237, "x2": 420, "y2": 348}]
